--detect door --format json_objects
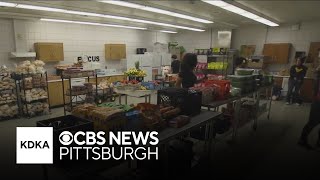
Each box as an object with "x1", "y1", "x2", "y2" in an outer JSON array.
[
  {"x1": 274, "y1": 43, "x2": 291, "y2": 64},
  {"x1": 307, "y1": 42, "x2": 320, "y2": 63},
  {"x1": 263, "y1": 44, "x2": 275, "y2": 63}
]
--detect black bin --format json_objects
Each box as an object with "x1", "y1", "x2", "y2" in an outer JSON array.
[
  {"x1": 157, "y1": 88, "x2": 202, "y2": 116},
  {"x1": 37, "y1": 115, "x2": 94, "y2": 165}
]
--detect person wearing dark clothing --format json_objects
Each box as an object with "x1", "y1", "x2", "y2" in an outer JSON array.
[
  {"x1": 298, "y1": 64, "x2": 320, "y2": 149},
  {"x1": 171, "y1": 55, "x2": 180, "y2": 74},
  {"x1": 286, "y1": 57, "x2": 308, "y2": 105},
  {"x1": 176, "y1": 53, "x2": 198, "y2": 88}
]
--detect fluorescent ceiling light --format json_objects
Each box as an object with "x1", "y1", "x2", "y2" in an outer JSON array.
[
  {"x1": 159, "y1": 30, "x2": 177, "y2": 34},
  {"x1": 0, "y1": 1, "x2": 205, "y2": 31},
  {"x1": 99, "y1": 0, "x2": 213, "y2": 24},
  {"x1": 41, "y1": 18, "x2": 147, "y2": 30},
  {"x1": 16, "y1": 4, "x2": 66, "y2": 13},
  {"x1": 202, "y1": 0, "x2": 279, "y2": 27},
  {"x1": 0, "y1": 2, "x2": 17, "y2": 7}
]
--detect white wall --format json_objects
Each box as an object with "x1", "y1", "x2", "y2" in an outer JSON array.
[
  {"x1": 171, "y1": 29, "x2": 233, "y2": 53},
  {"x1": 231, "y1": 21, "x2": 320, "y2": 71},
  {"x1": 0, "y1": 18, "x2": 170, "y2": 74}
]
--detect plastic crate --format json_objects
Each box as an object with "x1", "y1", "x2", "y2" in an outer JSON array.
[
  {"x1": 157, "y1": 88, "x2": 202, "y2": 116},
  {"x1": 204, "y1": 80, "x2": 230, "y2": 100},
  {"x1": 37, "y1": 115, "x2": 94, "y2": 165},
  {"x1": 125, "y1": 110, "x2": 143, "y2": 131}
]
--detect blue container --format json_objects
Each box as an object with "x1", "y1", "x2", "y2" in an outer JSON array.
[{"x1": 125, "y1": 110, "x2": 143, "y2": 131}]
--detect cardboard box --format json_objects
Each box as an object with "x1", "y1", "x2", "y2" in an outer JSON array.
[{"x1": 247, "y1": 60, "x2": 264, "y2": 69}]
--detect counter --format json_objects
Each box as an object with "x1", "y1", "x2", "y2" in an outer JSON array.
[
  {"x1": 272, "y1": 75, "x2": 314, "y2": 79},
  {"x1": 273, "y1": 75, "x2": 314, "y2": 102},
  {"x1": 47, "y1": 73, "x2": 125, "y2": 82},
  {"x1": 47, "y1": 74, "x2": 125, "y2": 107}
]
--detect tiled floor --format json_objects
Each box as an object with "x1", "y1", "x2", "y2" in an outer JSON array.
[{"x1": 1, "y1": 99, "x2": 319, "y2": 179}]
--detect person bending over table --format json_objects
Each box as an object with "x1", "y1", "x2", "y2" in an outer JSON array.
[{"x1": 175, "y1": 53, "x2": 204, "y2": 88}]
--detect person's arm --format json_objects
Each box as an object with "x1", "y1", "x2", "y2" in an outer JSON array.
[
  {"x1": 170, "y1": 61, "x2": 174, "y2": 74},
  {"x1": 290, "y1": 65, "x2": 296, "y2": 77},
  {"x1": 175, "y1": 77, "x2": 182, "y2": 88},
  {"x1": 302, "y1": 66, "x2": 308, "y2": 78}
]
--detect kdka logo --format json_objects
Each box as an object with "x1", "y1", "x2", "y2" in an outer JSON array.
[{"x1": 16, "y1": 127, "x2": 53, "y2": 164}]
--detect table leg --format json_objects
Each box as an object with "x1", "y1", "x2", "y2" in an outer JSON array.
[
  {"x1": 232, "y1": 99, "x2": 241, "y2": 141},
  {"x1": 144, "y1": 95, "x2": 147, "y2": 103},
  {"x1": 253, "y1": 91, "x2": 260, "y2": 131},
  {"x1": 125, "y1": 95, "x2": 128, "y2": 105},
  {"x1": 149, "y1": 94, "x2": 151, "y2": 103},
  {"x1": 42, "y1": 165, "x2": 48, "y2": 180},
  {"x1": 267, "y1": 87, "x2": 273, "y2": 120},
  {"x1": 119, "y1": 94, "x2": 122, "y2": 104}
]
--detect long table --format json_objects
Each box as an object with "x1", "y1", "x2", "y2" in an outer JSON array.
[
  {"x1": 158, "y1": 111, "x2": 221, "y2": 144},
  {"x1": 202, "y1": 85, "x2": 273, "y2": 141},
  {"x1": 42, "y1": 110, "x2": 222, "y2": 180}
]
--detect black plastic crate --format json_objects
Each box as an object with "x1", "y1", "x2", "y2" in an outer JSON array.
[
  {"x1": 37, "y1": 115, "x2": 93, "y2": 134},
  {"x1": 157, "y1": 88, "x2": 202, "y2": 116},
  {"x1": 37, "y1": 115, "x2": 94, "y2": 165}
]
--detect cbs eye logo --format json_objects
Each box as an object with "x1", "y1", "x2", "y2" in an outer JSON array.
[{"x1": 59, "y1": 131, "x2": 73, "y2": 145}]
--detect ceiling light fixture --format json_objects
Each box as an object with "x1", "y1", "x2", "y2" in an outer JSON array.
[
  {"x1": 159, "y1": 30, "x2": 177, "y2": 34},
  {"x1": 0, "y1": 2, "x2": 17, "y2": 7},
  {"x1": 99, "y1": 0, "x2": 213, "y2": 24},
  {"x1": 41, "y1": 18, "x2": 147, "y2": 30},
  {"x1": 201, "y1": 0, "x2": 279, "y2": 27},
  {"x1": 0, "y1": 1, "x2": 205, "y2": 31}
]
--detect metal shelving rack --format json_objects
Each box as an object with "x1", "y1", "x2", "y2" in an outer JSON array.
[
  {"x1": 0, "y1": 73, "x2": 19, "y2": 120},
  {"x1": 196, "y1": 50, "x2": 238, "y2": 79},
  {"x1": 20, "y1": 72, "x2": 50, "y2": 118},
  {"x1": 61, "y1": 71, "x2": 98, "y2": 115}
]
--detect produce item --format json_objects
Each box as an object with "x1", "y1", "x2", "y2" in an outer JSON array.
[
  {"x1": 72, "y1": 104, "x2": 126, "y2": 133},
  {"x1": 23, "y1": 77, "x2": 33, "y2": 89},
  {"x1": 136, "y1": 103, "x2": 165, "y2": 130},
  {"x1": 97, "y1": 79, "x2": 110, "y2": 90},
  {"x1": 23, "y1": 102, "x2": 49, "y2": 116},
  {"x1": 0, "y1": 77, "x2": 15, "y2": 90},
  {"x1": 0, "y1": 65, "x2": 10, "y2": 77},
  {"x1": 15, "y1": 60, "x2": 46, "y2": 74},
  {"x1": 71, "y1": 103, "x2": 96, "y2": 118},
  {"x1": 124, "y1": 68, "x2": 147, "y2": 77},
  {"x1": 160, "y1": 106, "x2": 174, "y2": 114},
  {"x1": 169, "y1": 115, "x2": 190, "y2": 128},
  {"x1": 21, "y1": 88, "x2": 48, "y2": 102},
  {"x1": 98, "y1": 102, "x2": 133, "y2": 112},
  {"x1": 162, "y1": 108, "x2": 181, "y2": 118},
  {"x1": 0, "y1": 93, "x2": 17, "y2": 105},
  {"x1": 208, "y1": 62, "x2": 228, "y2": 70},
  {"x1": 0, "y1": 104, "x2": 18, "y2": 117},
  {"x1": 33, "y1": 60, "x2": 46, "y2": 74}
]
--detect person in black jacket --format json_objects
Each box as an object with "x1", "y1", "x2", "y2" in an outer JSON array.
[
  {"x1": 298, "y1": 62, "x2": 320, "y2": 149},
  {"x1": 175, "y1": 53, "x2": 197, "y2": 88},
  {"x1": 171, "y1": 55, "x2": 180, "y2": 74},
  {"x1": 286, "y1": 57, "x2": 308, "y2": 105}
]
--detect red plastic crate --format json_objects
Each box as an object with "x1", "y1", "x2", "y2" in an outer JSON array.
[{"x1": 204, "y1": 80, "x2": 230, "y2": 100}]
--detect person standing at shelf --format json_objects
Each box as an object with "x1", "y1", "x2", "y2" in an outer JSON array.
[
  {"x1": 170, "y1": 54, "x2": 180, "y2": 74},
  {"x1": 286, "y1": 56, "x2": 308, "y2": 105},
  {"x1": 175, "y1": 53, "x2": 204, "y2": 88},
  {"x1": 298, "y1": 58, "x2": 320, "y2": 149}
]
